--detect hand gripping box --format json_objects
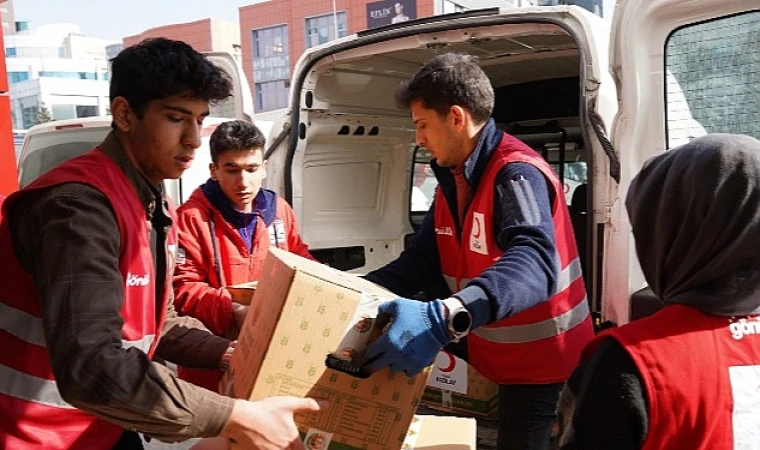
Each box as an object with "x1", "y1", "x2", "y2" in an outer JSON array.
[
  {"x1": 192, "y1": 414, "x2": 476, "y2": 450},
  {"x1": 224, "y1": 248, "x2": 431, "y2": 450},
  {"x1": 421, "y1": 351, "x2": 499, "y2": 418}
]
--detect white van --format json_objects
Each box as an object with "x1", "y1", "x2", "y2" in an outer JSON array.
[{"x1": 259, "y1": 0, "x2": 759, "y2": 327}]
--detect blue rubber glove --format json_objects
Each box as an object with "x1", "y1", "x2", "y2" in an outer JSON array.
[{"x1": 361, "y1": 298, "x2": 450, "y2": 376}]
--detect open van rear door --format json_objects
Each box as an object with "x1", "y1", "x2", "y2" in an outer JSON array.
[
  {"x1": 605, "y1": 0, "x2": 759, "y2": 324},
  {"x1": 204, "y1": 52, "x2": 255, "y2": 122}
]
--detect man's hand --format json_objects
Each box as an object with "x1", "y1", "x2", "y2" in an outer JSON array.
[
  {"x1": 221, "y1": 397, "x2": 328, "y2": 450},
  {"x1": 231, "y1": 302, "x2": 249, "y2": 330},
  {"x1": 360, "y1": 298, "x2": 450, "y2": 376}
]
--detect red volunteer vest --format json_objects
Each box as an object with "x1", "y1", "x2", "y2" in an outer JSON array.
[
  {"x1": 0, "y1": 148, "x2": 175, "y2": 450},
  {"x1": 585, "y1": 304, "x2": 760, "y2": 450},
  {"x1": 434, "y1": 133, "x2": 594, "y2": 384}
]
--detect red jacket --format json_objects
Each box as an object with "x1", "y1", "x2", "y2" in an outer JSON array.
[
  {"x1": 435, "y1": 133, "x2": 593, "y2": 384},
  {"x1": 0, "y1": 149, "x2": 173, "y2": 449},
  {"x1": 585, "y1": 304, "x2": 760, "y2": 450},
  {"x1": 173, "y1": 185, "x2": 313, "y2": 391}
]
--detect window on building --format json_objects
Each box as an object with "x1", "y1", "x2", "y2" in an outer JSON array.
[
  {"x1": 38, "y1": 71, "x2": 99, "y2": 80},
  {"x1": 255, "y1": 81, "x2": 289, "y2": 112},
  {"x1": 665, "y1": 11, "x2": 760, "y2": 148},
  {"x1": 21, "y1": 105, "x2": 39, "y2": 130},
  {"x1": 8, "y1": 71, "x2": 30, "y2": 84},
  {"x1": 252, "y1": 24, "x2": 290, "y2": 112},
  {"x1": 305, "y1": 12, "x2": 347, "y2": 49}
]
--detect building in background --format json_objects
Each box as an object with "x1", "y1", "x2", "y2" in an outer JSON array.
[
  {"x1": 239, "y1": 0, "x2": 535, "y2": 112},
  {"x1": 5, "y1": 23, "x2": 116, "y2": 129},
  {"x1": 124, "y1": 18, "x2": 241, "y2": 60},
  {"x1": 1, "y1": 0, "x2": 13, "y2": 36}
]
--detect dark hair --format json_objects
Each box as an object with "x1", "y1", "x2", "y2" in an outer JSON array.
[
  {"x1": 396, "y1": 53, "x2": 494, "y2": 124},
  {"x1": 209, "y1": 120, "x2": 266, "y2": 164},
  {"x1": 109, "y1": 37, "x2": 232, "y2": 119}
]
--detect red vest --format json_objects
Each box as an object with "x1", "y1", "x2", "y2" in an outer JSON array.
[
  {"x1": 434, "y1": 133, "x2": 594, "y2": 384},
  {"x1": 0, "y1": 148, "x2": 175, "y2": 450},
  {"x1": 586, "y1": 304, "x2": 760, "y2": 450}
]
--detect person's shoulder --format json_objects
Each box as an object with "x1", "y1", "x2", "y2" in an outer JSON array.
[
  {"x1": 177, "y1": 188, "x2": 213, "y2": 220},
  {"x1": 272, "y1": 191, "x2": 295, "y2": 212}
]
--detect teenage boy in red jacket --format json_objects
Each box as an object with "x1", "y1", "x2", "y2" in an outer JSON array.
[{"x1": 173, "y1": 120, "x2": 313, "y2": 391}]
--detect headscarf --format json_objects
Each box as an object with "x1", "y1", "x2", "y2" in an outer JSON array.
[{"x1": 626, "y1": 133, "x2": 760, "y2": 316}]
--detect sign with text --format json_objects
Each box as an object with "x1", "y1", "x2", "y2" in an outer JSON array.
[
  {"x1": 366, "y1": 0, "x2": 417, "y2": 29},
  {"x1": 426, "y1": 351, "x2": 468, "y2": 394}
]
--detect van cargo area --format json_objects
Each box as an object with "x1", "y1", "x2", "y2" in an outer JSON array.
[{"x1": 277, "y1": 13, "x2": 611, "y2": 314}]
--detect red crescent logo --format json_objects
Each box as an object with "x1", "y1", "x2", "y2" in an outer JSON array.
[
  {"x1": 438, "y1": 352, "x2": 456, "y2": 373},
  {"x1": 472, "y1": 215, "x2": 482, "y2": 238}
]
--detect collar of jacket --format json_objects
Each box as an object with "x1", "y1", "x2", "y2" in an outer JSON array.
[
  {"x1": 99, "y1": 131, "x2": 163, "y2": 219},
  {"x1": 201, "y1": 179, "x2": 278, "y2": 227},
  {"x1": 431, "y1": 118, "x2": 503, "y2": 199}
]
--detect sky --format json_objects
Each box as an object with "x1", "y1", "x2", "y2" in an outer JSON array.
[
  {"x1": 12, "y1": 0, "x2": 262, "y2": 41},
  {"x1": 13, "y1": 0, "x2": 618, "y2": 42}
]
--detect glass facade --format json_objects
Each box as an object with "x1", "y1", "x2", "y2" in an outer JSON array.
[
  {"x1": 305, "y1": 12, "x2": 348, "y2": 49},
  {"x1": 21, "y1": 105, "x2": 38, "y2": 130},
  {"x1": 38, "y1": 71, "x2": 99, "y2": 80},
  {"x1": 8, "y1": 71, "x2": 29, "y2": 84},
  {"x1": 253, "y1": 24, "x2": 290, "y2": 111}
]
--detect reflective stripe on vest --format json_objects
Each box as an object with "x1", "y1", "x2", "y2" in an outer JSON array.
[
  {"x1": 473, "y1": 297, "x2": 589, "y2": 343},
  {"x1": 0, "y1": 302, "x2": 155, "y2": 352},
  {"x1": 0, "y1": 365, "x2": 75, "y2": 409},
  {"x1": 443, "y1": 257, "x2": 588, "y2": 344}
]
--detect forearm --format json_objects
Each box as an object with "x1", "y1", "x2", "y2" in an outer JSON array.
[
  {"x1": 457, "y1": 228, "x2": 558, "y2": 328},
  {"x1": 59, "y1": 344, "x2": 234, "y2": 441},
  {"x1": 157, "y1": 298, "x2": 230, "y2": 368}
]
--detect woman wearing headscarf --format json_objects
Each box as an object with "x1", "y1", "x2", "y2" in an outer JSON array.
[{"x1": 556, "y1": 134, "x2": 760, "y2": 450}]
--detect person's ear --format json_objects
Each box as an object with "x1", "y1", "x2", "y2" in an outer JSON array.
[
  {"x1": 209, "y1": 163, "x2": 218, "y2": 180},
  {"x1": 261, "y1": 160, "x2": 268, "y2": 180},
  {"x1": 111, "y1": 97, "x2": 134, "y2": 133},
  {"x1": 450, "y1": 105, "x2": 467, "y2": 131}
]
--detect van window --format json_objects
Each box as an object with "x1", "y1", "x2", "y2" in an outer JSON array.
[
  {"x1": 411, "y1": 147, "x2": 437, "y2": 214},
  {"x1": 19, "y1": 127, "x2": 109, "y2": 188},
  {"x1": 665, "y1": 11, "x2": 760, "y2": 149}
]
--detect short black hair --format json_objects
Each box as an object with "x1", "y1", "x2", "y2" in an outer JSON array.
[
  {"x1": 110, "y1": 37, "x2": 232, "y2": 119},
  {"x1": 396, "y1": 53, "x2": 494, "y2": 124},
  {"x1": 209, "y1": 120, "x2": 266, "y2": 164}
]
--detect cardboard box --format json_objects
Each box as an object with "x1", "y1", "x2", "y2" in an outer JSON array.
[
  {"x1": 226, "y1": 281, "x2": 258, "y2": 306},
  {"x1": 421, "y1": 351, "x2": 499, "y2": 418},
  {"x1": 402, "y1": 415, "x2": 476, "y2": 450},
  {"x1": 191, "y1": 415, "x2": 475, "y2": 450},
  {"x1": 225, "y1": 248, "x2": 431, "y2": 450}
]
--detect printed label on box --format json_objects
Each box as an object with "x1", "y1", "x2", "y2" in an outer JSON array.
[
  {"x1": 426, "y1": 351, "x2": 468, "y2": 395},
  {"x1": 304, "y1": 429, "x2": 333, "y2": 450}
]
